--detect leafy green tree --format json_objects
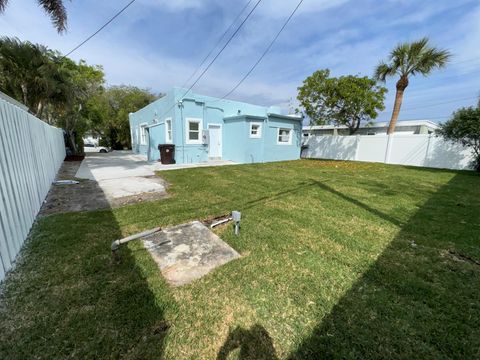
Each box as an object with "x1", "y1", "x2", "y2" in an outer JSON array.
[
  {"x1": 438, "y1": 104, "x2": 480, "y2": 171},
  {"x1": 52, "y1": 57, "x2": 105, "y2": 154},
  {"x1": 0, "y1": 0, "x2": 67, "y2": 32},
  {"x1": 0, "y1": 37, "x2": 105, "y2": 154},
  {"x1": 85, "y1": 86, "x2": 157, "y2": 149},
  {"x1": 375, "y1": 38, "x2": 451, "y2": 134},
  {"x1": 297, "y1": 69, "x2": 387, "y2": 134},
  {"x1": 0, "y1": 37, "x2": 51, "y2": 111}
]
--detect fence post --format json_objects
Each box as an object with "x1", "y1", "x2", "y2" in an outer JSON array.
[
  {"x1": 354, "y1": 135, "x2": 361, "y2": 160},
  {"x1": 384, "y1": 134, "x2": 393, "y2": 164},
  {"x1": 424, "y1": 134, "x2": 432, "y2": 167}
]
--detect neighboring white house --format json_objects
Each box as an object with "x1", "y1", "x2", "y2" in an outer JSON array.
[
  {"x1": 83, "y1": 131, "x2": 102, "y2": 146},
  {"x1": 303, "y1": 120, "x2": 439, "y2": 138}
]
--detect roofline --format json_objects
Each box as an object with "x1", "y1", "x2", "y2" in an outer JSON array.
[
  {"x1": 303, "y1": 120, "x2": 439, "y2": 130},
  {"x1": 268, "y1": 113, "x2": 304, "y2": 122},
  {"x1": 224, "y1": 115, "x2": 266, "y2": 121}
]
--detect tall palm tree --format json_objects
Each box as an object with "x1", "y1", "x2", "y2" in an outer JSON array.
[
  {"x1": 374, "y1": 38, "x2": 451, "y2": 134},
  {"x1": 0, "y1": 0, "x2": 67, "y2": 32}
]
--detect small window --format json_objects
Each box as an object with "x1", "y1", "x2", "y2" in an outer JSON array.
[
  {"x1": 250, "y1": 122, "x2": 262, "y2": 138},
  {"x1": 186, "y1": 118, "x2": 202, "y2": 144},
  {"x1": 139, "y1": 123, "x2": 148, "y2": 145},
  {"x1": 165, "y1": 118, "x2": 173, "y2": 143},
  {"x1": 366, "y1": 131, "x2": 376, "y2": 136},
  {"x1": 277, "y1": 128, "x2": 292, "y2": 145},
  {"x1": 84, "y1": 143, "x2": 94, "y2": 148}
]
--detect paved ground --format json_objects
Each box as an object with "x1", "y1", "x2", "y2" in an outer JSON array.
[
  {"x1": 39, "y1": 161, "x2": 168, "y2": 216},
  {"x1": 154, "y1": 159, "x2": 236, "y2": 171},
  {"x1": 143, "y1": 221, "x2": 240, "y2": 286},
  {"x1": 76, "y1": 151, "x2": 167, "y2": 199},
  {"x1": 41, "y1": 151, "x2": 236, "y2": 216}
]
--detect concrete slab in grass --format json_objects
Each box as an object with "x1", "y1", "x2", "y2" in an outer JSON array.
[{"x1": 143, "y1": 221, "x2": 240, "y2": 286}]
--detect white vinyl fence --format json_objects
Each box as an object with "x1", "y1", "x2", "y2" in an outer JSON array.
[
  {"x1": 302, "y1": 134, "x2": 474, "y2": 170},
  {"x1": 0, "y1": 93, "x2": 65, "y2": 281}
]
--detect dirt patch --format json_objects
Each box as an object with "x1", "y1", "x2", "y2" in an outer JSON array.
[{"x1": 39, "y1": 161, "x2": 168, "y2": 216}]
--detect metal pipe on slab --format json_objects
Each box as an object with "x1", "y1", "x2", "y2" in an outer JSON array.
[
  {"x1": 210, "y1": 217, "x2": 232, "y2": 228},
  {"x1": 111, "y1": 227, "x2": 162, "y2": 257}
]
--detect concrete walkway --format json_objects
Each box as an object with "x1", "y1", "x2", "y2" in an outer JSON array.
[
  {"x1": 153, "y1": 159, "x2": 236, "y2": 171},
  {"x1": 76, "y1": 151, "x2": 154, "y2": 180},
  {"x1": 75, "y1": 151, "x2": 236, "y2": 200},
  {"x1": 75, "y1": 151, "x2": 165, "y2": 200}
]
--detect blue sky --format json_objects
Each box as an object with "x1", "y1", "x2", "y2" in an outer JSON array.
[{"x1": 1, "y1": 0, "x2": 479, "y2": 122}]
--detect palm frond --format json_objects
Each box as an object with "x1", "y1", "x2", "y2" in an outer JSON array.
[
  {"x1": 376, "y1": 37, "x2": 452, "y2": 80},
  {"x1": 37, "y1": 0, "x2": 67, "y2": 33},
  {"x1": 374, "y1": 61, "x2": 396, "y2": 82},
  {"x1": 0, "y1": 0, "x2": 9, "y2": 13}
]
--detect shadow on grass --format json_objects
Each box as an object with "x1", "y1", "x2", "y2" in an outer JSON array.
[
  {"x1": 311, "y1": 180, "x2": 404, "y2": 227},
  {"x1": 217, "y1": 324, "x2": 278, "y2": 360},
  {"x1": 288, "y1": 173, "x2": 480, "y2": 358},
  {"x1": 0, "y1": 170, "x2": 172, "y2": 358}
]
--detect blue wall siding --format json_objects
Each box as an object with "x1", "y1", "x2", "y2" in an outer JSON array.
[
  {"x1": 129, "y1": 87, "x2": 302, "y2": 165},
  {"x1": 244, "y1": 118, "x2": 265, "y2": 163},
  {"x1": 129, "y1": 89, "x2": 176, "y2": 161},
  {"x1": 223, "y1": 119, "x2": 248, "y2": 163},
  {"x1": 264, "y1": 117, "x2": 302, "y2": 162},
  {"x1": 148, "y1": 124, "x2": 166, "y2": 161}
]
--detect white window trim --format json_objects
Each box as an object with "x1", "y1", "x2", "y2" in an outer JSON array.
[
  {"x1": 165, "y1": 117, "x2": 173, "y2": 143},
  {"x1": 185, "y1": 117, "x2": 203, "y2": 145},
  {"x1": 139, "y1": 122, "x2": 148, "y2": 145},
  {"x1": 249, "y1": 122, "x2": 262, "y2": 138},
  {"x1": 277, "y1": 127, "x2": 292, "y2": 145}
]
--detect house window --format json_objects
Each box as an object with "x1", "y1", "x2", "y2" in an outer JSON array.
[
  {"x1": 139, "y1": 123, "x2": 148, "y2": 145},
  {"x1": 165, "y1": 118, "x2": 173, "y2": 143},
  {"x1": 250, "y1": 122, "x2": 262, "y2": 138},
  {"x1": 186, "y1": 118, "x2": 202, "y2": 144},
  {"x1": 277, "y1": 128, "x2": 292, "y2": 145},
  {"x1": 366, "y1": 131, "x2": 376, "y2": 135}
]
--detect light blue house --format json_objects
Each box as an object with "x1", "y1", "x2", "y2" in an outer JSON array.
[{"x1": 129, "y1": 87, "x2": 303, "y2": 164}]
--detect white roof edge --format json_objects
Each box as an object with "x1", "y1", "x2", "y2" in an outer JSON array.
[{"x1": 303, "y1": 120, "x2": 439, "y2": 131}]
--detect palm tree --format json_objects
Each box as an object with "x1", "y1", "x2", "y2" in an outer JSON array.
[
  {"x1": 0, "y1": 0, "x2": 67, "y2": 32},
  {"x1": 0, "y1": 37, "x2": 51, "y2": 109},
  {"x1": 374, "y1": 38, "x2": 451, "y2": 134}
]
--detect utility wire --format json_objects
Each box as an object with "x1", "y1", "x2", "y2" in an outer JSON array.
[
  {"x1": 155, "y1": 0, "x2": 263, "y2": 120},
  {"x1": 179, "y1": 0, "x2": 263, "y2": 99},
  {"x1": 215, "y1": 0, "x2": 305, "y2": 101},
  {"x1": 181, "y1": 0, "x2": 254, "y2": 89},
  {"x1": 63, "y1": 0, "x2": 137, "y2": 58},
  {"x1": 380, "y1": 96, "x2": 478, "y2": 113}
]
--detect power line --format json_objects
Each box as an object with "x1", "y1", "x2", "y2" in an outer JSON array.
[
  {"x1": 155, "y1": 0, "x2": 263, "y2": 120},
  {"x1": 63, "y1": 0, "x2": 137, "y2": 58},
  {"x1": 395, "y1": 115, "x2": 450, "y2": 121},
  {"x1": 380, "y1": 96, "x2": 478, "y2": 113},
  {"x1": 179, "y1": 0, "x2": 263, "y2": 98},
  {"x1": 181, "y1": 0, "x2": 254, "y2": 89},
  {"x1": 215, "y1": 0, "x2": 304, "y2": 101}
]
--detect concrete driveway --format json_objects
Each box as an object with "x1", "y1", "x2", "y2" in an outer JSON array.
[{"x1": 75, "y1": 151, "x2": 166, "y2": 199}]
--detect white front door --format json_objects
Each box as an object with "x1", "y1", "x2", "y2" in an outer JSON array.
[{"x1": 208, "y1": 124, "x2": 222, "y2": 158}]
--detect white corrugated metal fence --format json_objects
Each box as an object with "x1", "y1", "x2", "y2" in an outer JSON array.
[{"x1": 0, "y1": 94, "x2": 65, "y2": 281}]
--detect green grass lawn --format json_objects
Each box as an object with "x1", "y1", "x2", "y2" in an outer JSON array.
[{"x1": 1, "y1": 160, "x2": 479, "y2": 359}]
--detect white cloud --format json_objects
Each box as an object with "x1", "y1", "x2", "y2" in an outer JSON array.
[{"x1": 0, "y1": 0, "x2": 478, "y2": 117}]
